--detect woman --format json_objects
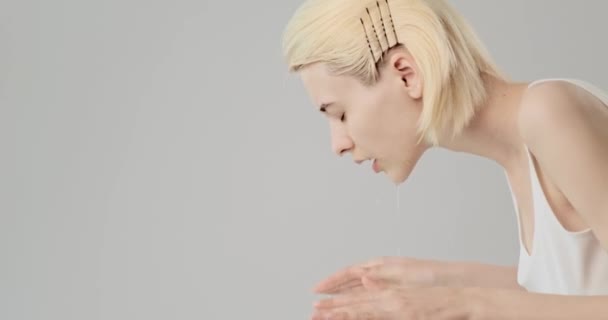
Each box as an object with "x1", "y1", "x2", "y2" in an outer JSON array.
[{"x1": 281, "y1": 0, "x2": 608, "y2": 319}]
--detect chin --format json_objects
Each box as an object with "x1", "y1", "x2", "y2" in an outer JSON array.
[
  {"x1": 385, "y1": 150, "x2": 425, "y2": 185},
  {"x1": 384, "y1": 167, "x2": 412, "y2": 186}
]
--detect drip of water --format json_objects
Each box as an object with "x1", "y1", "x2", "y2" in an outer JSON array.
[{"x1": 396, "y1": 184, "x2": 401, "y2": 256}]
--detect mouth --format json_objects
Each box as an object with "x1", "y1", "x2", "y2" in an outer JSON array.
[
  {"x1": 372, "y1": 158, "x2": 381, "y2": 173},
  {"x1": 354, "y1": 158, "x2": 381, "y2": 173}
]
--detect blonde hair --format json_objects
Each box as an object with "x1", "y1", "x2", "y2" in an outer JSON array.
[{"x1": 281, "y1": 0, "x2": 508, "y2": 145}]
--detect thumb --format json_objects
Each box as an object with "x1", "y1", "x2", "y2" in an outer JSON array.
[{"x1": 361, "y1": 275, "x2": 382, "y2": 290}]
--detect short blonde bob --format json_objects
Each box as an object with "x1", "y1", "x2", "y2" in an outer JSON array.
[{"x1": 282, "y1": 0, "x2": 508, "y2": 145}]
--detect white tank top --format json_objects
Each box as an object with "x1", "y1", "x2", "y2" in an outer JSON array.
[{"x1": 505, "y1": 78, "x2": 608, "y2": 295}]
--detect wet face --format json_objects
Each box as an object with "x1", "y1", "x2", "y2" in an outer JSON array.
[{"x1": 298, "y1": 50, "x2": 430, "y2": 184}]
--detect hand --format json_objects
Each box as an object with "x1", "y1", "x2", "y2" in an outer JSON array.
[
  {"x1": 311, "y1": 286, "x2": 477, "y2": 320},
  {"x1": 313, "y1": 256, "x2": 448, "y2": 294}
]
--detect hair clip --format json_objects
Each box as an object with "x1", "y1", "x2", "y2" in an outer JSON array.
[
  {"x1": 383, "y1": 0, "x2": 399, "y2": 46},
  {"x1": 360, "y1": 0, "x2": 400, "y2": 64},
  {"x1": 360, "y1": 18, "x2": 377, "y2": 62},
  {"x1": 366, "y1": 8, "x2": 383, "y2": 56},
  {"x1": 377, "y1": 1, "x2": 390, "y2": 51}
]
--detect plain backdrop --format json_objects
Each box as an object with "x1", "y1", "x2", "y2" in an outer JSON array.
[{"x1": 2, "y1": 0, "x2": 607, "y2": 319}]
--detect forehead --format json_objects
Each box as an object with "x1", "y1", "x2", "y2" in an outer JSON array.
[{"x1": 298, "y1": 63, "x2": 361, "y2": 106}]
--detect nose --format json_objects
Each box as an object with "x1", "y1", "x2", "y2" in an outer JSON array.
[{"x1": 330, "y1": 123, "x2": 354, "y2": 156}]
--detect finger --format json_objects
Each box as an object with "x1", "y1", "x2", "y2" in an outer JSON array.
[
  {"x1": 313, "y1": 267, "x2": 367, "y2": 293},
  {"x1": 364, "y1": 263, "x2": 403, "y2": 282},
  {"x1": 326, "y1": 282, "x2": 371, "y2": 297},
  {"x1": 314, "y1": 290, "x2": 382, "y2": 310},
  {"x1": 359, "y1": 256, "x2": 390, "y2": 268},
  {"x1": 343, "y1": 284, "x2": 370, "y2": 295},
  {"x1": 322, "y1": 278, "x2": 364, "y2": 294},
  {"x1": 314, "y1": 302, "x2": 383, "y2": 320},
  {"x1": 314, "y1": 257, "x2": 398, "y2": 293},
  {"x1": 361, "y1": 276, "x2": 385, "y2": 291},
  {"x1": 315, "y1": 256, "x2": 397, "y2": 291}
]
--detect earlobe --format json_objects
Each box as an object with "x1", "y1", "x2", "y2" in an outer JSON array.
[
  {"x1": 409, "y1": 78, "x2": 423, "y2": 99},
  {"x1": 402, "y1": 74, "x2": 422, "y2": 100}
]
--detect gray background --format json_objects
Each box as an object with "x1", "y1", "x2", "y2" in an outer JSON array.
[{"x1": 2, "y1": 0, "x2": 607, "y2": 319}]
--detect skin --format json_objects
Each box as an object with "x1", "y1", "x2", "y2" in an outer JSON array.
[{"x1": 298, "y1": 46, "x2": 608, "y2": 319}]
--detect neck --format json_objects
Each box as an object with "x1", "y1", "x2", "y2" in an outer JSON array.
[{"x1": 437, "y1": 75, "x2": 530, "y2": 171}]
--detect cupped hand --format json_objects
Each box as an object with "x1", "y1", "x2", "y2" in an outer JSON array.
[
  {"x1": 311, "y1": 285, "x2": 477, "y2": 320},
  {"x1": 313, "y1": 256, "x2": 448, "y2": 294}
]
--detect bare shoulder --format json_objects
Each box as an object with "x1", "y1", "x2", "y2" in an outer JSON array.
[
  {"x1": 514, "y1": 79, "x2": 608, "y2": 246},
  {"x1": 517, "y1": 80, "x2": 608, "y2": 144}
]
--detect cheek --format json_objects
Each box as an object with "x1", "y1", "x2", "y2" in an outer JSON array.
[
  {"x1": 377, "y1": 104, "x2": 415, "y2": 139},
  {"x1": 375, "y1": 106, "x2": 423, "y2": 159},
  {"x1": 349, "y1": 111, "x2": 402, "y2": 154},
  {"x1": 349, "y1": 93, "x2": 419, "y2": 149}
]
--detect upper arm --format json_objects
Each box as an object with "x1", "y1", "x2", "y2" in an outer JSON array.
[{"x1": 518, "y1": 81, "x2": 608, "y2": 248}]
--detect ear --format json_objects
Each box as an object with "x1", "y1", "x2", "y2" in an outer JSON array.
[{"x1": 389, "y1": 52, "x2": 423, "y2": 99}]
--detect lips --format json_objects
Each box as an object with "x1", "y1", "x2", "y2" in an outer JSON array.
[
  {"x1": 353, "y1": 158, "x2": 381, "y2": 173},
  {"x1": 372, "y1": 159, "x2": 380, "y2": 173}
]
